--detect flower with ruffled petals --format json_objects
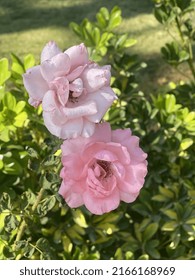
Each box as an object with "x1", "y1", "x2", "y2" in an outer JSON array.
[
  {"x1": 23, "y1": 42, "x2": 116, "y2": 139},
  {"x1": 59, "y1": 122, "x2": 148, "y2": 215}
]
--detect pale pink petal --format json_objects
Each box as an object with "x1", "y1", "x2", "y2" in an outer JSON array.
[
  {"x1": 81, "y1": 142, "x2": 106, "y2": 162},
  {"x1": 23, "y1": 65, "x2": 49, "y2": 104},
  {"x1": 94, "y1": 149, "x2": 118, "y2": 162},
  {"x1": 59, "y1": 181, "x2": 84, "y2": 208},
  {"x1": 43, "y1": 110, "x2": 61, "y2": 137},
  {"x1": 118, "y1": 162, "x2": 148, "y2": 193},
  {"x1": 121, "y1": 136, "x2": 147, "y2": 163},
  {"x1": 66, "y1": 65, "x2": 86, "y2": 82},
  {"x1": 42, "y1": 90, "x2": 57, "y2": 112},
  {"x1": 61, "y1": 154, "x2": 85, "y2": 180},
  {"x1": 83, "y1": 187, "x2": 120, "y2": 215},
  {"x1": 64, "y1": 43, "x2": 89, "y2": 70},
  {"x1": 81, "y1": 64, "x2": 111, "y2": 92},
  {"x1": 41, "y1": 53, "x2": 70, "y2": 82},
  {"x1": 62, "y1": 100, "x2": 97, "y2": 119},
  {"x1": 100, "y1": 143, "x2": 130, "y2": 165},
  {"x1": 89, "y1": 122, "x2": 112, "y2": 143},
  {"x1": 41, "y1": 41, "x2": 62, "y2": 63},
  {"x1": 65, "y1": 193, "x2": 84, "y2": 208},
  {"x1": 69, "y1": 78, "x2": 83, "y2": 97},
  {"x1": 61, "y1": 136, "x2": 89, "y2": 156},
  {"x1": 112, "y1": 162, "x2": 125, "y2": 179},
  {"x1": 60, "y1": 118, "x2": 84, "y2": 139},
  {"x1": 81, "y1": 119, "x2": 95, "y2": 138},
  {"x1": 120, "y1": 191, "x2": 139, "y2": 203},
  {"x1": 49, "y1": 77, "x2": 69, "y2": 106},
  {"x1": 28, "y1": 97, "x2": 41, "y2": 107},
  {"x1": 85, "y1": 87, "x2": 117, "y2": 122},
  {"x1": 111, "y1": 128, "x2": 132, "y2": 143}
]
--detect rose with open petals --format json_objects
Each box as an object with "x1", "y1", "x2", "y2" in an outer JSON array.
[
  {"x1": 23, "y1": 41, "x2": 116, "y2": 139},
  {"x1": 59, "y1": 122, "x2": 148, "y2": 215}
]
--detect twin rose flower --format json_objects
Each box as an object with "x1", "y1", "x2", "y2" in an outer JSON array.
[{"x1": 23, "y1": 41, "x2": 148, "y2": 215}]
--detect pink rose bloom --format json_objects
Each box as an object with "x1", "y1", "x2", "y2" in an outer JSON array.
[
  {"x1": 59, "y1": 122, "x2": 148, "y2": 215},
  {"x1": 23, "y1": 41, "x2": 116, "y2": 139}
]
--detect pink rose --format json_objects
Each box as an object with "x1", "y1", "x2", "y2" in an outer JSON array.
[
  {"x1": 23, "y1": 41, "x2": 116, "y2": 139},
  {"x1": 59, "y1": 122, "x2": 148, "y2": 215}
]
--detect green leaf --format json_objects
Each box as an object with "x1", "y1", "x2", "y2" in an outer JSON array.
[
  {"x1": 3, "y1": 245, "x2": 15, "y2": 259},
  {"x1": 184, "y1": 112, "x2": 195, "y2": 123},
  {"x1": 99, "y1": 7, "x2": 109, "y2": 22},
  {"x1": 152, "y1": 194, "x2": 167, "y2": 202},
  {"x1": 15, "y1": 101, "x2": 26, "y2": 114},
  {"x1": 11, "y1": 53, "x2": 24, "y2": 75},
  {"x1": 162, "y1": 221, "x2": 178, "y2": 231},
  {"x1": 37, "y1": 196, "x2": 56, "y2": 216},
  {"x1": 4, "y1": 214, "x2": 19, "y2": 232},
  {"x1": 176, "y1": 0, "x2": 192, "y2": 11},
  {"x1": 3, "y1": 157, "x2": 23, "y2": 175},
  {"x1": 0, "y1": 193, "x2": 12, "y2": 211},
  {"x1": 0, "y1": 58, "x2": 11, "y2": 85},
  {"x1": 24, "y1": 54, "x2": 35, "y2": 70},
  {"x1": 96, "y1": 11, "x2": 107, "y2": 28},
  {"x1": 69, "y1": 22, "x2": 82, "y2": 37},
  {"x1": 3, "y1": 92, "x2": 16, "y2": 111},
  {"x1": 154, "y1": 6, "x2": 169, "y2": 24},
  {"x1": 72, "y1": 209, "x2": 88, "y2": 228},
  {"x1": 143, "y1": 223, "x2": 158, "y2": 241},
  {"x1": 180, "y1": 138, "x2": 193, "y2": 150},
  {"x1": 159, "y1": 186, "x2": 174, "y2": 198},
  {"x1": 165, "y1": 94, "x2": 176, "y2": 113},
  {"x1": 92, "y1": 27, "x2": 101, "y2": 45},
  {"x1": 14, "y1": 111, "x2": 28, "y2": 127},
  {"x1": 124, "y1": 38, "x2": 137, "y2": 48},
  {"x1": 12, "y1": 62, "x2": 24, "y2": 75},
  {"x1": 109, "y1": 7, "x2": 122, "y2": 29},
  {"x1": 147, "y1": 246, "x2": 160, "y2": 259},
  {"x1": 0, "y1": 128, "x2": 10, "y2": 142},
  {"x1": 162, "y1": 209, "x2": 178, "y2": 220},
  {"x1": 115, "y1": 34, "x2": 128, "y2": 49},
  {"x1": 186, "y1": 217, "x2": 195, "y2": 224},
  {"x1": 179, "y1": 50, "x2": 190, "y2": 62}
]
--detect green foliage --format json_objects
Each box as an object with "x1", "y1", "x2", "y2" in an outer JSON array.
[
  {"x1": 0, "y1": 5, "x2": 195, "y2": 260},
  {"x1": 153, "y1": 0, "x2": 195, "y2": 79}
]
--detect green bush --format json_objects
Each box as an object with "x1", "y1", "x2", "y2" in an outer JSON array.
[{"x1": 0, "y1": 4, "x2": 194, "y2": 260}]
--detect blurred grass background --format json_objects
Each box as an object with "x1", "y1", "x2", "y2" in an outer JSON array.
[{"x1": 0, "y1": 0, "x2": 189, "y2": 90}]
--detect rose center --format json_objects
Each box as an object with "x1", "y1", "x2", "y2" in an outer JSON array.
[
  {"x1": 68, "y1": 91, "x2": 78, "y2": 103},
  {"x1": 95, "y1": 160, "x2": 113, "y2": 178}
]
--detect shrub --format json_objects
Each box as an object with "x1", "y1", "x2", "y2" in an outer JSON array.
[{"x1": 0, "y1": 4, "x2": 194, "y2": 260}]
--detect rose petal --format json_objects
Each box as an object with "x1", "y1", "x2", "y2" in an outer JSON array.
[
  {"x1": 66, "y1": 65, "x2": 86, "y2": 82},
  {"x1": 43, "y1": 110, "x2": 61, "y2": 137},
  {"x1": 61, "y1": 136, "x2": 89, "y2": 156},
  {"x1": 81, "y1": 64, "x2": 111, "y2": 92},
  {"x1": 81, "y1": 119, "x2": 95, "y2": 138},
  {"x1": 60, "y1": 118, "x2": 84, "y2": 139},
  {"x1": 89, "y1": 122, "x2": 112, "y2": 143},
  {"x1": 118, "y1": 162, "x2": 148, "y2": 194},
  {"x1": 42, "y1": 90, "x2": 57, "y2": 112},
  {"x1": 23, "y1": 65, "x2": 49, "y2": 104},
  {"x1": 41, "y1": 53, "x2": 71, "y2": 82},
  {"x1": 85, "y1": 87, "x2": 117, "y2": 122},
  {"x1": 61, "y1": 154, "x2": 85, "y2": 180},
  {"x1": 41, "y1": 41, "x2": 62, "y2": 63},
  {"x1": 59, "y1": 181, "x2": 84, "y2": 208},
  {"x1": 65, "y1": 43, "x2": 89, "y2": 70},
  {"x1": 83, "y1": 187, "x2": 120, "y2": 215},
  {"x1": 112, "y1": 128, "x2": 132, "y2": 143},
  {"x1": 120, "y1": 190, "x2": 139, "y2": 203},
  {"x1": 121, "y1": 136, "x2": 147, "y2": 163}
]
